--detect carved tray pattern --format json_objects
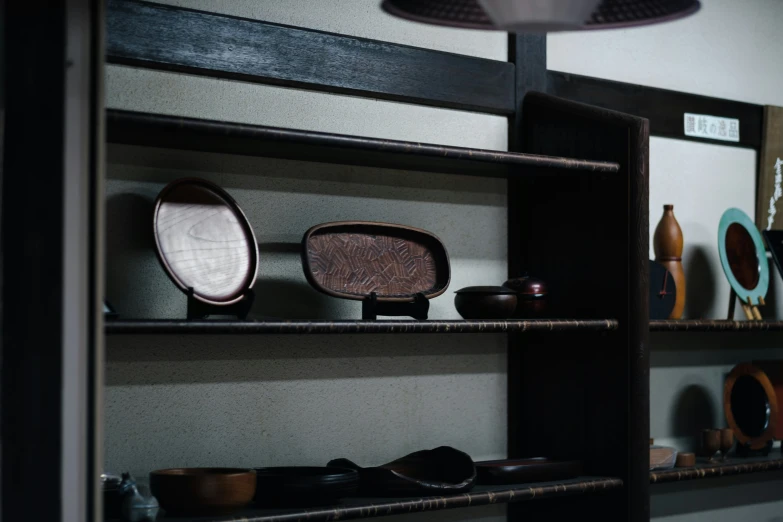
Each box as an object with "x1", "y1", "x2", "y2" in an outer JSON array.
[{"x1": 302, "y1": 222, "x2": 450, "y2": 301}]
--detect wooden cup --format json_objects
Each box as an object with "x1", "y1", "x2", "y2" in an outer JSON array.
[{"x1": 702, "y1": 429, "x2": 721, "y2": 461}]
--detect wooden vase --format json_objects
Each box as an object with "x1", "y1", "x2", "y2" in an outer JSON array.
[{"x1": 653, "y1": 205, "x2": 685, "y2": 319}]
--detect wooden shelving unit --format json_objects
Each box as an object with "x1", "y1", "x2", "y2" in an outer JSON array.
[
  {"x1": 98, "y1": 3, "x2": 649, "y2": 522},
  {"x1": 650, "y1": 455, "x2": 783, "y2": 484},
  {"x1": 113, "y1": 478, "x2": 622, "y2": 522},
  {"x1": 105, "y1": 319, "x2": 619, "y2": 335}
]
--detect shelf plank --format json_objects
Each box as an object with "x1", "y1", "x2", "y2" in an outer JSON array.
[
  {"x1": 650, "y1": 320, "x2": 783, "y2": 331},
  {"x1": 106, "y1": 319, "x2": 619, "y2": 335},
  {"x1": 134, "y1": 478, "x2": 622, "y2": 522},
  {"x1": 650, "y1": 455, "x2": 783, "y2": 484},
  {"x1": 106, "y1": 0, "x2": 515, "y2": 115},
  {"x1": 106, "y1": 110, "x2": 620, "y2": 179}
]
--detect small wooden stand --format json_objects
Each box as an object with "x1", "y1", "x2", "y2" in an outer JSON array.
[
  {"x1": 727, "y1": 289, "x2": 765, "y2": 321},
  {"x1": 362, "y1": 292, "x2": 429, "y2": 320},
  {"x1": 186, "y1": 287, "x2": 255, "y2": 320}
]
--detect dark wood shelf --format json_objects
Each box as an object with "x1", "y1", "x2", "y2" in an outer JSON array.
[
  {"x1": 650, "y1": 455, "x2": 783, "y2": 484},
  {"x1": 130, "y1": 478, "x2": 622, "y2": 522},
  {"x1": 650, "y1": 320, "x2": 783, "y2": 332},
  {"x1": 106, "y1": 110, "x2": 620, "y2": 179},
  {"x1": 105, "y1": 319, "x2": 619, "y2": 335}
]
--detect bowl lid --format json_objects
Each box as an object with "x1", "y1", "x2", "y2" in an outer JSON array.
[
  {"x1": 153, "y1": 178, "x2": 259, "y2": 306},
  {"x1": 503, "y1": 275, "x2": 547, "y2": 296},
  {"x1": 455, "y1": 285, "x2": 516, "y2": 295}
]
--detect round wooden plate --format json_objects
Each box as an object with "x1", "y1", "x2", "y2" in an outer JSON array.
[
  {"x1": 153, "y1": 178, "x2": 258, "y2": 306},
  {"x1": 718, "y1": 208, "x2": 768, "y2": 306}
]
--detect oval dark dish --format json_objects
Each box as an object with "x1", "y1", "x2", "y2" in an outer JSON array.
[
  {"x1": 475, "y1": 458, "x2": 581, "y2": 485},
  {"x1": 454, "y1": 286, "x2": 517, "y2": 319},
  {"x1": 253, "y1": 467, "x2": 358, "y2": 507},
  {"x1": 503, "y1": 275, "x2": 547, "y2": 317}
]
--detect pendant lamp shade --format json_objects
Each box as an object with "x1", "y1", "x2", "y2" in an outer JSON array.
[{"x1": 381, "y1": 0, "x2": 700, "y2": 32}]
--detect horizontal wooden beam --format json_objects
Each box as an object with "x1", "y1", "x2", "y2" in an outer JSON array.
[
  {"x1": 106, "y1": 0, "x2": 515, "y2": 115},
  {"x1": 547, "y1": 71, "x2": 763, "y2": 150}
]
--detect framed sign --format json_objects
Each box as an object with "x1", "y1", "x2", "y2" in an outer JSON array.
[{"x1": 756, "y1": 106, "x2": 783, "y2": 232}]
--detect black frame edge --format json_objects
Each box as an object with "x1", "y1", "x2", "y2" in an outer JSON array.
[{"x1": 547, "y1": 70, "x2": 763, "y2": 150}]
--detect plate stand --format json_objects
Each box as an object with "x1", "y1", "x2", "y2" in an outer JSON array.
[
  {"x1": 362, "y1": 292, "x2": 429, "y2": 321},
  {"x1": 727, "y1": 288, "x2": 764, "y2": 321},
  {"x1": 735, "y1": 440, "x2": 773, "y2": 458},
  {"x1": 186, "y1": 287, "x2": 255, "y2": 320}
]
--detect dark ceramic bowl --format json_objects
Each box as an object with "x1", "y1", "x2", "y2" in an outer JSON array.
[
  {"x1": 253, "y1": 467, "x2": 359, "y2": 507},
  {"x1": 454, "y1": 286, "x2": 517, "y2": 320},
  {"x1": 149, "y1": 468, "x2": 256, "y2": 516}
]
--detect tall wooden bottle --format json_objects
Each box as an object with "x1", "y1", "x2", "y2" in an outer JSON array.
[{"x1": 653, "y1": 204, "x2": 685, "y2": 319}]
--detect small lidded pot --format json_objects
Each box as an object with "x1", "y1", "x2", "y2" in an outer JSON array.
[
  {"x1": 502, "y1": 274, "x2": 547, "y2": 317},
  {"x1": 454, "y1": 286, "x2": 517, "y2": 320}
]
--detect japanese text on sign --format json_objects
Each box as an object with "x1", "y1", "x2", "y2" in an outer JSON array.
[{"x1": 684, "y1": 113, "x2": 740, "y2": 142}]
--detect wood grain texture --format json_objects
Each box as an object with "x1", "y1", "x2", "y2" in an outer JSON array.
[
  {"x1": 302, "y1": 222, "x2": 449, "y2": 302},
  {"x1": 153, "y1": 179, "x2": 258, "y2": 305},
  {"x1": 756, "y1": 106, "x2": 783, "y2": 230},
  {"x1": 725, "y1": 223, "x2": 760, "y2": 289},
  {"x1": 650, "y1": 455, "x2": 783, "y2": 484},
  {"x1": 116, "y1": 478, "x2": 622, "y2": 522},
  {"x1": 106, "y1": 110, "x2": 619, "y2": 179},
  {"x1": 106, "y1": 0, "x2": 514, "y2": 114},
  {"x1": 105, "y1": 319, "x2": 619, "y2": 336},
  {"x1": 650, "y1": 320, "x2": 783, "y2": 331},
  {"x1": 548, "y1": 71, "x2": 762, "y2": 149}
]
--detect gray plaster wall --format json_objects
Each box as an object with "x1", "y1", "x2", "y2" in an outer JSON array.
[{"x1": 104, "y1": 4, "x2": 509, "y2": 522}]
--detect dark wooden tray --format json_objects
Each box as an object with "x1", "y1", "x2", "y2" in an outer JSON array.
[
  {"x1": 475, "y1": 458, "x2": 582, "y2": 485},
  {"x1": 301, "y1": 221, "x2": 450, "y2": 302}
]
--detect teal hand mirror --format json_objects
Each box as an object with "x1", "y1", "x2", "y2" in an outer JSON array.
[{"x1": 718, "y1": 208, "x2": 769, "y2": 313}]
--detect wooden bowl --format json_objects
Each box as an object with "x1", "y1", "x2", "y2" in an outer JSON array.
[
  {"x1": 149, "y1": 468, "x2": 256, "y2": 516},
  {"x1": 454, "y1": 286, "x2": 517, "y2": 319}
]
